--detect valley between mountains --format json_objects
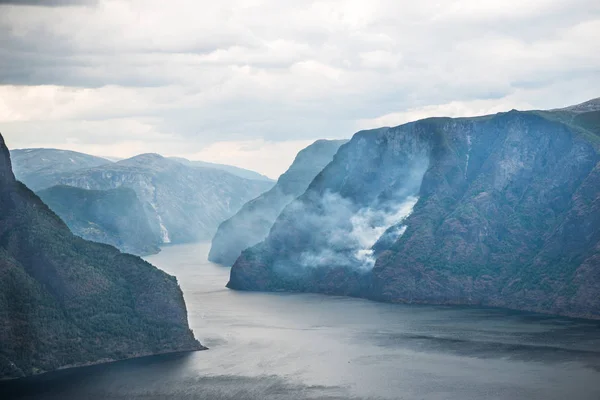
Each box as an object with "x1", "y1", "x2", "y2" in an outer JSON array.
[{"x1": 2, "y1": 97, "x2": 599, "y2": 383}]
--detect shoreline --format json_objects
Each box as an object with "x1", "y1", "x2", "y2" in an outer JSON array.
[
  {"x1": 0, "y1": 345, "x2": 207, "y2": 383},
  {"x1": 226, "y1": 283, "x2": 600, "y2": 322}
]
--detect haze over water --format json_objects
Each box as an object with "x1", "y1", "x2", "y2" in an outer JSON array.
[{"x1": 3, "y1": 242, "x2": 600, "y2": 400}]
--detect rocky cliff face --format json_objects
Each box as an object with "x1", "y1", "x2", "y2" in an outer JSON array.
[
  {"x1": 55, "y1": 154, "x2": 274, "y2": 244},
  {"x1": 209, "y1": 139, "x2": 347, "y2": 266},
  {"x1": 37, "y1": 186, "x2": 162, "y2": 256},
  {"x1": 229, "y1": 99, "x2": 600, "y2": 319},
  {"x1": 0, "y1": 133, "x2": 203, "y2": 380},
  {"x1": 0, "y1": 136, "x2": 13, "y2": 185}
]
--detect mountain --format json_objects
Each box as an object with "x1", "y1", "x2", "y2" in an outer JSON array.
[
  {"x1": 0, "y1": 133, "x2": 203, "y2": 380},
  {"x1": 554, "y1": 97, "x2": 600, "y2": 114},
  {"x1": 10, "y1": 149, "x2": 274, "y2": 245},
  {"x1": 55, "y1": 154, "x2": 274, "y2": 244},
  {"x1": 37, "y1": 186, "x2": 162, "y2": 256},
  {"x1": 170, "y1": 157, "x2": 273, "y2": 182},
  {"x1": 209, "y1": 140, "x2": 347, "y2": 266},
  {"x1": 228, "y1": 98, "x2": 600, "y2": 320},
  {"x1": 9, "y1": 148, "x2": 112, "y2": 191}
]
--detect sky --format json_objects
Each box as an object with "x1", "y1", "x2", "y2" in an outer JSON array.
[{"x1": 0, "y1": 0, "x2": 599, "y2": 178}]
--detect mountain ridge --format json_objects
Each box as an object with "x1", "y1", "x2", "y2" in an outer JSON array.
[
  {"x1": 37, "y1": 185, "x2": 162, "y2": 256},
  {"x1": 169, "y1": 156, "x2": 273, "y2": 182},
  {"x1": 0, "y1": 133, "x2": 204, "y2": 380},
  {"x1": 209, "y1": 139, "x2": 347, "y2": 266},
  {"x1": 10, "y1": 148, "x2": 112, "y2": 191},
  {"x1": 10, "y1": 149, "x2": 273, "y2": 189},
  {"x1": 228, "y1": 99, "x2": 600, "y2": 320},
  {"x1": 55, "y1": 154, "x2": 274, "y2": 243}
]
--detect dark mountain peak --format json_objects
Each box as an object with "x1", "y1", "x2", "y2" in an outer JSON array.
[{"x1": 0, "y1": 133, "x2": 15, "y2": 184}]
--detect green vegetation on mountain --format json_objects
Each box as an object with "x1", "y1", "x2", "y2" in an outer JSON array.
[
  {"x1": 229, "y1": 99, "x2": 600, "y2": 320},
  {"x1": 0, "y1": 134, "x2": 203, "y2": 380}
]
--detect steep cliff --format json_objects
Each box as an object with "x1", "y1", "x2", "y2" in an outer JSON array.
[
  {"x1": 37, "y1": 186, "x2": 162, "y2": 256},
  {"x1": 229, "y1": 99, "x2": 600, "y2": 319},
  {"x1": 209, "y1": 140, "x2": 347, "y2": 266},
  {"x1": 55, "y1": 154, "x2": 274, "y2": 244},
  {"x1": 0, "y1": 134, "x2": 203, "y2": 380}
]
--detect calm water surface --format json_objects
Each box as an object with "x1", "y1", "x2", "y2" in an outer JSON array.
[{"x1": 3, "y1": 242, "x2": 600, "y2": 399}]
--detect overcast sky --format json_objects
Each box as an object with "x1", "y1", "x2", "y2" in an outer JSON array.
[{"x1": 1, "y1": 0, "x2": 599, "y2": 178}]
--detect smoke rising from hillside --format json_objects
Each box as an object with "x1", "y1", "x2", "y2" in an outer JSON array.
[{"x1": 292, "y1": 193, "x2": 419, "y2": 271}]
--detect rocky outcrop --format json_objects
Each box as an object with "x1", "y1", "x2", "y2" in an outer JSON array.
[
  {"x1": 0, "y1": 133, "x2": 204, "y2": 380},
  {"x1": 37, "y1": 185, "x2": 162, "y2": 256},
  {"x1": 229, "y1": 99, "x2": 600, "y2": 319},
  {"x1": 209, "y1": 140, "x2": 347, "y2": 266},
  {"x1": 55, "y1": 154, "x2": 274, "y2": 244}
]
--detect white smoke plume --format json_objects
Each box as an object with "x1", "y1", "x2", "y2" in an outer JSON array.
[
  {"x1": 351, "y1": 196, "x2": 418, "y2": 268},
  {"x1": 271, "y1": 151, "x2": 429, "y2": 275},
  {"x1": 294, "y1": 192, "x2": 419, "y2": 271}
]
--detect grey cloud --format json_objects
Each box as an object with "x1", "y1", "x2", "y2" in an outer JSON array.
[
  {"x1": 0, "y1": 0, "x2": 97, "y2": 6},
  {"x1": 0, "y1": 0, "x2": 599, "y2": 175}
]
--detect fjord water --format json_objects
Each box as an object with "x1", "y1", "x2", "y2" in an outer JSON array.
[{"x1": 3, "y1": 243, "x2": 600, "y2": 400}]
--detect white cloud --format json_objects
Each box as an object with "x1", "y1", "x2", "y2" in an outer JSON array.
[
  {"x1": 182, "y1": 139, "x2": 316, "y2": 179},
  {"x1": 356, "y1": 97, "x2": 536, "y2": 129},
  {"x1": 0, "y1": 0, "x2": 599, "y2": 176}
]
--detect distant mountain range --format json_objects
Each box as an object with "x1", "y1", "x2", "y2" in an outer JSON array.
[
  {"x1": 55, "y1": 154, "x2": 273, "y2": 244},
  {"x1": 10, "y1": 149, "x2": 273, "y2": 192},
  {"x1": 10, "y1": 149, "x2": 274, "y2": 253},
  {"x1": 227, "y1": 97, "x2": 600, "y2": 320},
  {"x1": 10, "y1": 148, "x2": 111, "y2": 192},
  {"x1": 0, "y1": 133, "x2": 203, "y2": 380},
  {"x1": 37, "y1": 185, "x2": 162, "y2": 256},
  {"x1": 209, "y1": 139, "x2": 347, "y2": 266},
  {"x1": 169, "y1": 157, "x2": 273, "y2": 182}
]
